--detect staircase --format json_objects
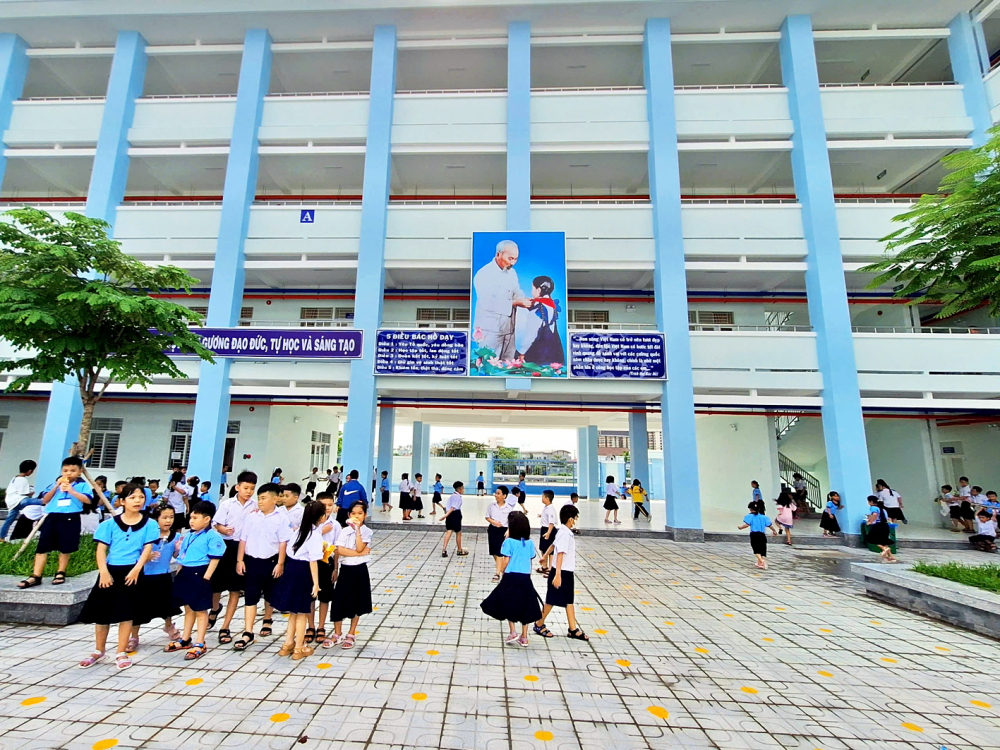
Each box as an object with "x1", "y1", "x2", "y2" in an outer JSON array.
[{"x1": 778, "y1": 452, "x2": 822, "y2": 513}]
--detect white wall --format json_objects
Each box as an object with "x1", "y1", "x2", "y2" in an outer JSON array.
[
  {"x1": 933, "y1": 422, "x2": 1000, "y2": 494},
  {"x1": 863, "y1": 418, "x2": 938, "y2": 526}
]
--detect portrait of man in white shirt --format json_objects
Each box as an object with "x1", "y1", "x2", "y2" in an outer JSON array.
[{"x1": 472, "y1": 239, "x2": 532, "y2": 361}]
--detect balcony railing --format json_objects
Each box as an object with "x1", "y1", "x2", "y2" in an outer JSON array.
[
  {"x1": 379, "y1": 321, "x2": 658, "y2": 331},
  {"x1": 852, "y1": 326, "x2": 1000, "y2": 335},
  {"x1": 243, "y1": 319, "x2": 354, "y2": 328},
  {"x1": 690, "y1": 325, "x2": 814, "y2": 332}
]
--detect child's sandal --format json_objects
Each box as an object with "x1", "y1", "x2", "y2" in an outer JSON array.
[
  {"x1": 218, "y1": 628, "x2": 233, "y2": 645},
  {"x1": 456, "y1": 550, "x2": 469, "y2": 556},
  {"x1": 207, "y1": 606, "x2": 222, "y2": 629},
  {"x1": 164, "y1": 638, "x2": 191, "y2": 653},
  {"x1": 567, "y1": 628, "x2": 590, "y2": 641},
  {"x1": 259, "y1": 619, "x2": 274, "y2": 637},
  {"x1": 17, "y1": 575, "x2": 42, "y2": 589},
  {"x1": 233, "y1": 632, "x2": 255, "y2": 651},
  {"x1": 115, "y1": 652, "x2": 133, "y2": 671},
  {"x1": 291, "y1": 645, "x2": 314, "y2": 661},
  {"x1": 321, "y1": 635, "x2": 341, "y2": 649},
  {"x1": 184, "y1": 643, "x2": 208, "y2": 660},
  {"x1": 277, "y1": 643, "x2": 295, "y2": 657},
  {"x1": 79, "y1": 650, "x2": 105, "y2": 668},
  {"x1": 303, "y1": 627, "x2": 315, "y2": 644},
  {"x1": 126, "y1": 637, "x2": 139, "y2": 653},
  {"x1": 532, "y1": 624, "x2": 554, "y2": 638},
  {"x1": 341, "y1": 634, "x2": 356, "y2": 649},
  {"x1": 314, "y1": 628, "x2": 326, "y2": 642},
  {"x1": 51, "y1": 571, "x2": 67, "y2": 585}
]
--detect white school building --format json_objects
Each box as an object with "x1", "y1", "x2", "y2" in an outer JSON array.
[{"x1": 1, "y1": 0, "x2": 1000, "y2": 540}]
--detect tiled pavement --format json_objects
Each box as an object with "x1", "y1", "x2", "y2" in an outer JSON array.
[{"x1": 0, "y1": 532, "x2": 998, "y2": 749}]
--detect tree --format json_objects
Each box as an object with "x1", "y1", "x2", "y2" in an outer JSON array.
[
  {"x1": 440, "y1": 438, "x2": 488, "y2": 457},
  {"x1": 861, "y1": 126, "x2": 1000, "y2": 319},
  {"x1": 495, "y1": 446, "x2": 520, "y2": 460},
  {"x1": 0, "y1": 208, "x2": 214, "y2": 456}
]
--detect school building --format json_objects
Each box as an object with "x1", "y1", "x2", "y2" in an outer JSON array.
[{"x1": 1, "y1": 0, "x2": 999, "y2": 540}]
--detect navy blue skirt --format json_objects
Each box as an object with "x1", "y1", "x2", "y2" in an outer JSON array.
[
  {"x1": 330, "y1": 563, "x2": 372, "y2": 621},
  {"x1": 481, "y1": 572, "x2": 542, "y2": 624},
  {"x1": 142, "y1": 572, "x2": 181, "y2": 622},
  {"x1": 270, "y1": 558, "x2": 316, "y2": 614},
  {"x1": 173, "y1": 564, "x2": 214, "y2": 612},
  {"x1": 79, "y1": 564, "x2": 149, "y2": 625}
]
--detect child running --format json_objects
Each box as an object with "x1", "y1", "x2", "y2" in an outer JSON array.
[
  {"x1": 629, "y1": 479, "x2": 650, "y2": 521},
  {"x1": 129, "y1": 505, "x2": 182, "y2": 650},
  {"x1": 536, "y1": 490, "x2": 556, "y2": 574},
  {"x1": 326, "y1": 501, "x2": 374, "y2": 650},
  {"x1": 480, "y1": 511, "x2": 542, "y2": 647},
  {"x1": 603, "y1": 475, "x2": 621, "y2": 524},
  {"x1": 819, "y1": 491, "x2": 842, "y2": 537},
  {"x1": 441, "y1": 481, "x2": 468, "y2": 557},
  {"x1": 430, "y1": 474, "x2": 445, "y2": 515},
  {"x1": 737, "y1": 500, "x2": 776, "y2": 569},
  {"x1": 166, "y1": 500, "x2": 226, "y2": 660},
  {"x1": 533, "y1": 504, "x2": 588, "y2": 642},
  {"x1": 78, "y1": 483, "x2": 160, "y2": 670},
  {"x1": 272, "y1": 500, "x2": 326, "y2": 660},
  {"x1": 774, "y1": 490, "x2": 796, "y2": 546},
  {"x1": 233, "y1": 483, "x2": 292, "y2": 651}
]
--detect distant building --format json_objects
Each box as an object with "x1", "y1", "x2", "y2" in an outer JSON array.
[{"x1": 597, "y1": 431, "x2": 663, "y2": 457}]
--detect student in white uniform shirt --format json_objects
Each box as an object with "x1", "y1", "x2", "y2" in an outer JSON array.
[
  {"x1": 533, "y1": 504, "x2": 589, "y2": 642},
  {"x1": 485, "y1": 486, "x2": 518, "y2": 582},
  {"x1": 271, "y1": 500, "x2": 326, "y2": 661},
  {"x1": 874, "y1": 479, "x2": 907, "y2": 524},
  {"x1": 440, "y1": 481, "x2": 469, "y2": 558},
  {"x1": 536, "y1": 490, "x2": 557, "y2": 574},
  {"x1": 212, "y1": 470, "x2": 259, "y2": 644},
  {"x1": 957, "y1": 476, "x2": 976, "y2": 532},
  {"x1": 603, "y1": 475, "x2": 621, "y2": 524},
  {"x1": 325, "y1": 500, "x2": 374, "y2": 650},
  {"x1": 279, "y1": 483, "x2": 305, "y2": 530}
]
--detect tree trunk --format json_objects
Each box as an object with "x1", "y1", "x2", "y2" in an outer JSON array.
[{"x1": 73, "y1": 394, "x2": 97, "y2": 458}]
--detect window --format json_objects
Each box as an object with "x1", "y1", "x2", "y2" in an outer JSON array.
[
  {"x1": 310, "y1": 431, "x2": 332, "y2": 472},
  {"x1": 227, "y1": 420, "x2": 241, "y2": 435},
  {"x1": 416, "y1": 308, "x2": 470, "y2": 328},
  {"x1": 87, "y1": 418, "x2": 123, "y2": 470},
  {"x1": 168, "y1": 419, "x2": 193, "y2": 470},
  {"x1": 0, "y1": 415, "x2": 7, "y2": 452},
  {"x1": 335, "y1": 307, "x2": 354, "y2": 320},
  {"x1": 300, "y1": 307, "x2": 353, "y2": 327},
  {"x1": 568, "y1": 309, "x2": 610, "y2": 329},
  {"x1": 688, "y1": 310, "x2": 735, "y2": 330},
  {"x1": 190, "y1": 306, "x2": 208, "y2": 317},
  {"x1": 238, "y1": 306, "x2": 254, "y2": 327}
]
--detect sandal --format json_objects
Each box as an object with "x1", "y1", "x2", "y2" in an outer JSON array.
[
  {"x1": 184, "y1": 643, "x2": 208, "y2": 660},
  {"x1": 79, "y1": 650, "x2": 105, "y2": 668},
  {"x1": 233, "y1": 631, "x2": 255, "y2": 651},
  {"x1": 259, "y1": 619, "x2": 273, "y2": 637},
  {"x1": 457, "y1": 550, "x2": 469, "y2": 556},
  {"x1": 17, "y1": 575, "x2": 42, "y2": 589},
  {"x1": 162, "y1": 624, "x2": 181, "y2": 641},
  {"x1": 567, "y1": 627, "x2": 590, "y2": 641},
  {"x1": 304, "y1": 628, "x2": 315, "y2": 644},
  {"x1": 164, "y1": 638, "x2": 191, "y2": 653},
  {"x1": 218, "y1": 628, "x2": 233, "y2": 645},
  {"x1": 126, "y1": 637, "x2": 139, "y2": 653},
  {"x1": 315, "y1": 628, "x2": 326, "y2": 642},
  {"x1": 51, "y1": 571, "x2": 67, "y2": 585},
  {"x1": 532, "y1": 624, "x2": 554, "y2": 638},
  {"x1": 207, "y1": 606, "x2": 222, "y2": 629},
  {"x1": 291, "y1": 645, "x2": 314, "y2": 661},
  {"x1": 322, "y1": 635, "x2": 341, "y2": 649},
  {"x1": 341, "y1": 634, "x2": 356, "y2": 649},
  {"x1": 278, "y1": 643, "x2": 295, "y2": 657},
  {"x1": 442, "y1": 551, "x2": 449, "y2": 558},
  {"x1": 115, "y1": 652, "x2": 133, "y2": 671},
  {"x1": 491, "y1": 574, "x2": 500, "y2": 582}
]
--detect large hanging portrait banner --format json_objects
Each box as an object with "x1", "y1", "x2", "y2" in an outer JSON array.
[{"x1": 469, "y1": 231, "x2": 568, "y2": 378}]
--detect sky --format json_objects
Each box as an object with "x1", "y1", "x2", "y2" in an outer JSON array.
[{"x1": 394, "y1": 425, "x2": 579, "y2": 453}]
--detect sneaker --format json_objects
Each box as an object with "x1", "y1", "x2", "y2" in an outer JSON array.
[{"x1": 505, "y1": 633, "x2": 520, "y2": 646}]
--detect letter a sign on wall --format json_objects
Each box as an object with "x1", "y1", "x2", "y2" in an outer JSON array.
[{"x1": 300, "y1": 209, "x2": 315, "y2": 223}]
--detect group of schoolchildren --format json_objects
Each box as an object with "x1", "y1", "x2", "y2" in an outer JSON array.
[{"x1": 936, "y1": 477, "x2": 1000, "y2": 552}]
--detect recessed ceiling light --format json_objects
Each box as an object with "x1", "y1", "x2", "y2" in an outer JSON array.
[
  {"x1": 567, "y1": 64, "x2": 586, "y2": 69},
  {"x1": 204, "y1": 166, "x2": 224, "y2": 171},
  {"x1": 217, "y1": 72, "x2": 238, "y2": 77},
  {"x1": 696, "y1": 163, "x2": 718, "y2": 167},
  {"x1": 691, "y1": 62, "x2": 711, "y2": 67},
  {"x1": 447, "y1": 67, "x2": 467, "y2": 72},
  {"x1": 446, "y1": 165, "x2": 465, "y2": 169},
  {"x1": 332, "y1": 69, "x2": 351, "y2": 74},
  {"x1": 569, "y1": 164, "x2": 589, "y2": 168}
]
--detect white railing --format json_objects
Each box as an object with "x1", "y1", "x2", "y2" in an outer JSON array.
[
  {"x1": 533, "y1": 198, "x2": 650, "y2": 206},
  {"x1": 680, "y1": 197, "x2": 799, "y2": 205},
  {"x1": 141, "y1": 93, "x2": 238, "y2": 100},
  {"x1": 691, "y1": 325, "x2": 814, "y2": 332},
  {"x1": 266, "y1": 90, "x2": 369, "y2": 98},
  {"x1": 675, "y1": 83, "x2": 785, "y2": 91},
  {"x1": 24, "y1": 95, "x2": 105, "y2": 102},
  {"x1": 834, "y1": 197, "x2": 920, "y2": 204},
  {"x1": 388, "y1": 199, "x2": 504, "y2": 206},
  {"x1": 397, "y1": 87, "x2": 506, "y2": 95},
  {"x1": 252, "y1": 199, "x2": 363, "y2": 206},
  {"x1": 122, "y1": 200, "x2": 224, "y2": 207},
  {"x1": 853, "y1": 325, "x2": 1000, "y2": 335},
  {"x1": 819, "y1": 81, "x2": 957, "y2": 88},
  {"x1": 243, "y1": 319, "x2": 354, "y2": 328},
  {"x1": 532, "y1": 85, "x2": 645, "y2": 93},
  {"x1": 379, "y1": 321, "x2": 658, "y2": 331}
]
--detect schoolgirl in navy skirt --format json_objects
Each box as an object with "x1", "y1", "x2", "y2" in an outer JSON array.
[
  {"x1": 131, "y1": 506, "x2": 182, "y2": 647},
  {"x1": 272, "y1": 500, "x2": 326, "y2": 660},
  {"x1": 481, "y1": 512, "x2": 543, "y2": 647},
  {"x1": 326, "y1": 501, "x2": 374, "y2": 650}
]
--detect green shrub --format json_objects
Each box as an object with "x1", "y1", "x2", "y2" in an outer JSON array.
[
  {"x1": 0, "y1": 534, "x2": 99, "y2": 578},
  {"x1": 912, "y1": 561, "x2": 1000, "y2": 594}
]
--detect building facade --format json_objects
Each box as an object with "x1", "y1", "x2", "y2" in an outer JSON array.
[{"x1": 1, "y1": 0, "x2": 1000, "y2": 538}]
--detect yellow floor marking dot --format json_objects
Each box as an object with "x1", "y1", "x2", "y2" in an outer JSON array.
[
  {"x1": 901, "y1": 722, "x2": 923, "y2": 733},
  {"x1": 623, "y1": 585, "x2": 632, "y2": 589},
  {"x1": 436, "y1": 621, "x2": 448, "y2": 626},
  {"x1": 20, "y1": 697, "x2": 46, "y2": 706},
  {"x1": 741, "y1": 590, "x2": 750, "y2": 594},
  {"x1": 694, "y1": 647, "x2": 709, "y2": 654},
  {"x1": 819, "y1": 628, "x2": 833, "y2": 634},
  {"x1": 593, "y1": 629, "x2": 608, "y2": 635},
  {"x1": 821, "y1": 601, "x2": 832, "y2": 605},
  {"x1": 535, "y1": 730, "x2": 554, "y2": 741},
  {"x1": 412, "y1": 692, "x2": 427, "y2": 701},
  {"x1": 723, "y1": 613, "x2": 734, "y2": 618},
  {"x1": 817, "y1": 671, "x2": 833, "y2": 678},
  {"x1": 869, "y1": 620, "x2": 881, "y2": 625},
  {"x1": 775, "y1": 607, "x2": 786, "y2": 611},
  {"x1": 185, "y1": 678, "x2": 203, "y2": 686},
  {"x1": 762, "y1": 637, "x2": 774, "y2": 642},
  {"x1": 641, "y1": 601, "x2": 650, "y2": 606},
  {"x1": 92, "y1": 741, "x2": 118, "y2": 750},
  {"x1": 385, "y1": 589, "x2": 393, "y2": 593},
  {"x1": 616, "y1": 659, "x2": 631, "y2": 667},
  {"x1": 317, "y1": 663, "x2": 332, "y2": 670},
  {"x1": 581, "y1": 607, "x2": 594, "y2": 611},
  {"x1": 881, "y1": 657, "x2": 897, "y2": 663},
  {"x1": 426, "y1": 650, "x2": 439, "y2": 656},
  {"x1": 693, "y1": 595, "x2": 703, "y2": 599},
  {"x1": 971, "y1": 700, "x2": 991, "y2": 708},
  {"x1": 647, "y1": 706, "x2": 669, "y2": 720},
  {"x1": 396, "y1": 575, "x2": 404, "y2": 578},
  {"x1": 449, "y1": 584, "x2": 459, "y2": 588},
  {"x1": 373, "y1": 606, "x2": 379, "y2": 610},
  {"x1": 663, "y1": 621, "x2": 674, "y2": 626},
  {"x1": 524, "y1": 675, "x2": 539, "y2": 682},
  {"x1": 740, "y1": 687, "x2": 758, "y2": 694},
  {"x1": 934, "y1": 646, "x2": 950, "y2": 652},
  {"x1": 271, "y1": 713, "x2": 290, "y2": 723},
  {"x1": 443, "y1": 600, "x2": 454, "y2": 604}
]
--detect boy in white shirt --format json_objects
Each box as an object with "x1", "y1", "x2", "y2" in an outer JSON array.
[
  {"x1": 970, "y1": 508, "x2": 998, "y2": 552},
  {"x1": 533, "y1": 504, "x2": 589, "y2": 642},
  {"x1": 1, "y1": 460, "x2": 37, "y2": 541}
]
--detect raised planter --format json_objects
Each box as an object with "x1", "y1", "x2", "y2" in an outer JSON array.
[
  {"x1": 0, "y1": 572, "x2": 97, "y2": 625},
  {"x1": 852, "y1": 562, "x2": 1000, "y2": 639}
]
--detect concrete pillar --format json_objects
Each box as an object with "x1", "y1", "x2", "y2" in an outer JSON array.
[
  {"x1": 629, "y1": 410, "x2": 650, "y2": 491},
  {"x1": 340, "y1": 26, "x2": 397, "y2": 477},
  {"x1": 506, "y1": 21, "x2": 531, "y2": 230},
  {"x1": 779, "y1": 16, "x2": 872, "y2": 538},
  {"x1": 411, "y1": 421, "x2": 430, "y2": 479},
  {"x1": 644, "y1": 19, "x2": 703, "y2": 540},
  {"x1": 948, "y1": 12, "x2": 992, "y2": 147},
  {"x1": 586, "y1": 424, "x2": 600, "y2": 499},
  {"x1": 376, "y1": 407, "x2": 395, "y2": 478},
  {"x1": 577, "y1": 427, "x2": 590, "y2": 498},
  {"x1": 189, "y1": 29, "x2": 271, "y2": 484}
]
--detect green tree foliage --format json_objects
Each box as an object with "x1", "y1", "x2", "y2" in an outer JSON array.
[
  {"x1": 862, "y1": 127, "x2": 1000, "y2": 319},
  {"x1": 495, "y1": 446, "x2": 521, "y2": 460},
  {"x1": 0, "y1": 208, "x2": 213, "y2": 455},
  {"x1": 440, "y1": 438, "x2": 489, "y2": 457}
]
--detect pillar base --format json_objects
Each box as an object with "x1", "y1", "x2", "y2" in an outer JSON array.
[
  {"x1": 842, "y1": 533, "x2": 866, "y2": 548},
  {"x1": 664, "y1": 526, "x2": 705, "y2": 543}
]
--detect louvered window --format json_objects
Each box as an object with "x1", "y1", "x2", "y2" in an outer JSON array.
[
  {"x1": 568, "y1": 309, "x2": 610, "y2": 329},
  {"x1": 452, "y1": 308, "x2": 470, "y2": 322},
  {"x1": 190, "y1": 306, "x2": 208, "y2": 316},
  {"x1": 335, "y1": 307, "x2": 354, "y2": 320},
  {"x1": 88, "y1": 420, "x2": 123, "y2": 469},
  {"x1": 0, "y1": 415, "x2": 9, "y2": 430},
  {"x1": 237, "y1": 307, "x2": 254, "y2": 327},
  {"x1": 227, "y1": 420, "x2": 241, "y2": 435},
  {"x1": 688, "y1": 310, "x2": 735, "y2": 330},
  {"x1": 417, "y1": 308, "x2": 467, "y2": 328},
  {"x1": 171, "y1": 419, "x2": 193, "y2": 433}
]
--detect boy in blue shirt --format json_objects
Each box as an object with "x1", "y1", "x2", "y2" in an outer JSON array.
[
  {"x1": 336, "y1": 469, "x2": 368, "y2": 525},
  {"x1": 737, "y1": 501, "x2": 777, "y2": 570},
  {"x1": 18, "y1": 456, "x2": 94, "y2": 589},
  {"x1": 379, "y1": 471, "x2": 391, "y2": 513},
  {"x1": 199, "y1": 481, "x2": 213, "y2": 504},
  {"x1": 430, "y1": 474, "x2": 445, "y2": 515}
]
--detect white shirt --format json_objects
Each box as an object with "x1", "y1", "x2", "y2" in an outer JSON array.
[
  {"x1": 335, "y1": 523, "x2": 373, "y2": 566},
  {"x1": 943, "y1": 492, "x2": 959, "y2": 507},
  {"x1": 5, "y1": 476, "x2": 32, "y2": 509},
  {"x1": 215, "y1": 496, "x2": 256, "y2": 540},
  {"x1": 239, "y1": 508, "x2": 293, "y2": 559},
  {"x1": 975, "y1": 518, "x2": 997, "y2": 537},
  {"x1": 605, "y1": 482, "x2": 619, "y2": 497},
  {"x1": 446, "y1": 492, "x2": 463, "y2": 512},
  {"x1": 399, "y1": 479, "x2": 411, "y2": 494},
  {"x1": 164, "y1": 486, "x2": 189, "y2": 514},
  {"x1": 552, "y1": 526, "x2": 576, "y2": 571},
  {"x1": 878, "y1": 488, "x2": 900, "y2": 508},
  {"x1": 287, "y1": 526, "x2": 324, "y2": 562},
  {"x1": 330, "y1": 471, "x2": 342, "y2": 484},
  {"x1": 22, "y1": 503, "x2": 45, "y2": 521},
  {"x1": 540, "y1": 504, "x2": 556, "y2": 528},
  {"x1": 959, "y1": 485, "x2": 972, "y2": 498},
  {"x1": 303, "y1": 471, "x2": 321, "y2": 484},
  {"x1": 411, "y1": 480, "x2": 422, "y2": 497},
  {"x1": 473, "y1": 259, "x2": 525, "y2": 333},
  {"x1": 279, "y1": 504, "x2": 304, "y2": 531}
]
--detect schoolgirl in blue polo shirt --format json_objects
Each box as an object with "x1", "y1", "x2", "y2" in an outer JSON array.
[
  {"x1": 165, "y1": 500, "x2": 226, "y2": 661},
  {"x1": 737, "y1": 501, "x2": 776, "y2": 570},
  {"x1": 78, "y1": 484, "x2": 160, "y2": 671},
  {"x1": 379, "y1": 471, "x2": 391, "y2": 512},
  {"x1": 129, "y1": 505, "x2": 183, "y2": 649},
  {"x1": 19, "y1": 456, "x2": 95, "y2": 590},
  {"x1": 430, "y1": 474, "x2": 445, "y2": 515}
]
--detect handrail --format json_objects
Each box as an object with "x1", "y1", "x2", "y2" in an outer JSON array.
[
  {"x1": 853, "y1": 325, "x2": 1000, "y2": 334},
  {"x1": 777, "y1": 452, "x2": 822, "y2": 513},
  {"x1": 533, "y1": 85, "x2": 645, "y2": 93},
  {"x1": 675, "y1": 83, "x2": 785, "y2": 91},
  {"x1": 834, "y1": 197, "x2": 918, "y2": 204},
  {"x1": 379, "y1": 321, "x2": 659, "y2": 331},
  {"x1": 140, "y1": 93, "x2": 238, "y2": 100},
  {"x1": 818, "y1": 81, "x2": 957, "y2": 88},
  {"x1": 397, "y1": 87, "x2": 506, "y2": 95},
  {"x1": 23, "y1": 95, "x2": 105, "y2": 102},
  {"x1": 681, "y1": 197, "x2": 799, "y2": 205},
  {"x1": 243, "y1": 319, "x2": 354, "y2": 328},
  {"x1": 690, "y1": 325, "x2": 814, "y2": 332},
  {"x1": 266, "y1": 90, "x2": 369, "y2": 98}
]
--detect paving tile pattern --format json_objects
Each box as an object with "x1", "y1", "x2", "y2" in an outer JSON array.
[{"x1": 0, "y1": 532, "x2": 997, "y2": 749}]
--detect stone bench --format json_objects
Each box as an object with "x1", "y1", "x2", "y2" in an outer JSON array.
[{"x1": 0, "y1": 572, "x2": 97, "y2": 626}]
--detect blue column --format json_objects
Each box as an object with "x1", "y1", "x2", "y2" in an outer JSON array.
[
  {"x1": 780, "y1": 16, "x2": 872, "y2": 536},
  {"x1": 340, "y1": 26, "x2": 397, "y2": 478},
  {"x1": 188, "y1": 29, "x2": 271, "y2": 485},
  {"x1": 411, "y1": 421, "x2": 426, "y2": 478},
  {"x1": 576, "y1": 427, "x2": 590, "y2": 498},
  {"x1": 948, "y1": 13, "x2": 992, "y2": 147},
  {"x1": 0, "y1": 34, "x2": 28, "y2": 189},
  {"x1": 36, "y1": 32, "x2": 148, "y2": 481},
  {"x1": 376, "y1": 406, "x2": 395, "y2": 478},
  {"x1": 586, "y1": 424, "x2": 600, "y2": 500},
  {"x1": 644, "y1": 19, "x2": 703, "y2": 540},
  {"x1": 628, "y1": 410, "x2": 650, "y2": 491},
  {"x1": 506, "y1": 21, "x2": 531, "y2": 230}
]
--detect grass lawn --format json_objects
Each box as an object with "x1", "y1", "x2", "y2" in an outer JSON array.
[
  {"x1": 912, "y1": 561, "x2": 1000, "y2": 594},
  {"x1": 0, "y1": 535, "x2": 99, "y2": 578}
]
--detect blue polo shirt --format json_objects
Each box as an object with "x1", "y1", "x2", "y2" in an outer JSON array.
[
  {"x1": 500, "y1": 537, "x2": 536, "y2": 574},
  {"x1": 337, "y1": 479, "x2": 368, "y2": 509},
  {"x1": 177, "y1": 528, "x2": 226, "y2": 567},
  {"x1": 743, "y1": 513, "x2": 772, "y2": 533},
  {"x1": 380, "y1": 477, "x2": 389, "y2": 492},
  {"x1": 144, "y1": 531, "x2": 178, "y2": 576},
  {"x1": 94, "y1": 515, "x2": 161, "y2": 566},
  {"x1": 433, "y1": 481, "x2": 443, "y2": 494},
  {"x1": 752, "y1": 487, "x2": 763, "y2": 504},
  {"x1": 517, "y1": 480, "x2": 527, "y2": 494},
  {"x1": 142, "y1": 491, "x2": 160, "y2": 510},
  {"x1": 41, "y1": 478, "x2": 93, "y2": 514}
]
